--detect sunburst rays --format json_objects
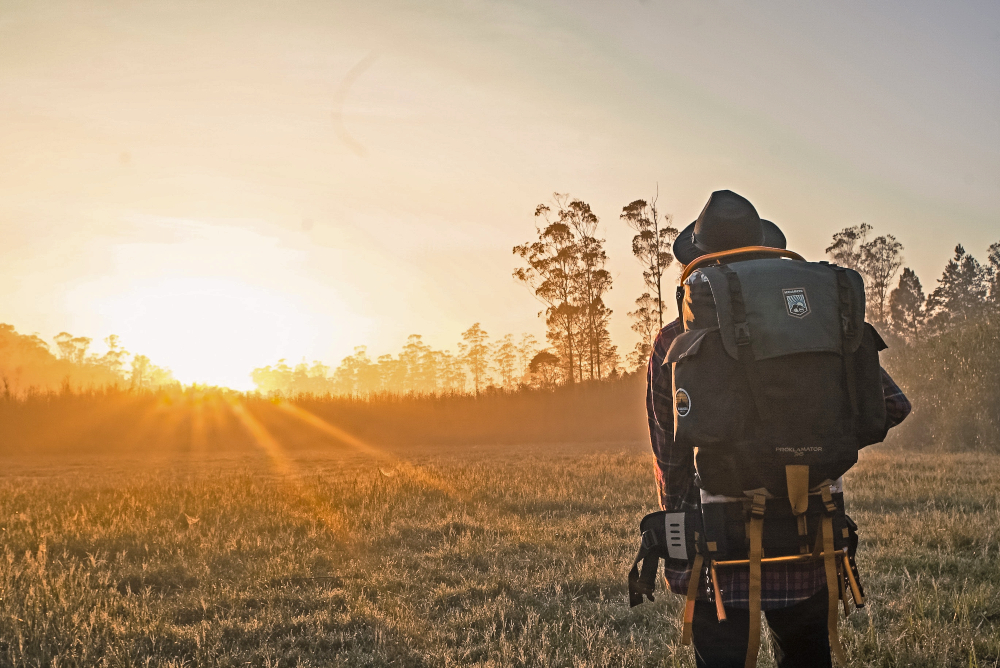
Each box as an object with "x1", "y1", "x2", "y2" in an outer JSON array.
[{"x1": 272, "y1": 399, "x2": 462, "y2": 500}]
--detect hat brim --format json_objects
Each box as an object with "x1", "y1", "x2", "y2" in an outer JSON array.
[{"x1": 673, "y1": 219, "x2": 787, "y2": 266}]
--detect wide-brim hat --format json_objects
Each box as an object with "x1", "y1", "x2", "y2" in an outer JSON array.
[{"x1": 673, "y1": 190, "x2": 786, "y2": 266}]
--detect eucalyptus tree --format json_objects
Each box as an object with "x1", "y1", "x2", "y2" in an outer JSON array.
[
  {"x1": 461, "y1": 323, "x2": 491, "y2": 394},
  {"x1": 514, "y1": 195, "x2": 583, "y2": 384},
  {"x1": 621, "y1": 192, "x2": 678, "y2": 329},
  {"x1": 860, "y1": 234, "x2": 904, "y2": 324},
  {"x1": 563, "y1": 198, "x2": 614, "y2": 380}
]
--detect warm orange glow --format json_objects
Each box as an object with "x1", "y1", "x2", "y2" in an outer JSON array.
[
  {"x1": 94, "y1": 277, "x2": 325, "y2": 390},
  {"x1": 275, "y1": 400, "x2": 462, "y2": 500},
  {"x1": 225, "y1": 395, "x2": 348, "y2": 537}
]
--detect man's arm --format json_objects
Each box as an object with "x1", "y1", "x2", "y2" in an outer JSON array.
[
  {"x1": 646, "y1": 320, "x2": 699, "y2": 512},
  {"x1": 881, "y1": 367, "x2": 911, "y2": 429}
]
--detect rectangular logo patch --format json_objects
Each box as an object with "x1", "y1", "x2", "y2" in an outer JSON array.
[{"x1": 782, "y1": 288, "x2": 810, "y2": 318}]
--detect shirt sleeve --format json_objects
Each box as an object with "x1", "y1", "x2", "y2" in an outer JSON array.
[
  {"x1": 881, "y1": 367, "x2": 911, "y2": 429},
  {"x1": 646, "y1": 321, "x2": 699, "y2": 512}
]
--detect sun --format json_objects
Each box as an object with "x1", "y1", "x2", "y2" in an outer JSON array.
[{"x1": 97, "y1": 277, "x2": 320, "y2": 390}]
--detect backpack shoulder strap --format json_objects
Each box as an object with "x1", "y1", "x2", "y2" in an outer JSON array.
[{"x1": 719, "y1": 265, "x2": 769, "y2": 422}]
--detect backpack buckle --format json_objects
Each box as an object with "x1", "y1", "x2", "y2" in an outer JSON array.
[
  {"x1": 641, "y1": 529, "x2": 659, "y2": 551},
  {"x1": 734, "y1": 322, "x2": 751, "y2": 346},
  {"x1": 841, "y1": 314, "x2": 854, "y2": 337}
]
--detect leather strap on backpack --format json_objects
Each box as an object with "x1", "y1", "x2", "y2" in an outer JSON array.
[
  {"x1": 681, "y1": 553, "x2": 704, "y2": 646},
  {"x1": 744, "y1": 493, "x2": 767, "y2": 668},
  {"x1": 786, "y1": 465, "x2": 812, "y2": 554},
  {"x1": 821, "y1": 487, "x2": 849, "y2": 665}
]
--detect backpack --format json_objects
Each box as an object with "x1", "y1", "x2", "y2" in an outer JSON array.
[{"x1": 629, "y1": 247, "x2": 885, "y2": 667}]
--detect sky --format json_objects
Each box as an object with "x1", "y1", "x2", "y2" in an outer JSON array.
[{"x1": 1, "y1": 0, "x2": 997, "y2": 389}]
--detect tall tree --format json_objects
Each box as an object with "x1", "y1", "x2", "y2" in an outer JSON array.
[
  {"x1": 564, "y1": 198, "x2": 614, "y2": 380},
  {"x1": 99, "y1": 334, "x2": 129, "y2": 376},
  {"x1": 926, "y1": 244, "x2": 991, "y2": 332},
  {"x1": 826, "y1": 224, "x2": 903, "y2": 323},
  {"x1": 377, "y1": 353, "x2": 407, "y2": 391},
  {"x1": 825, "y1": 223, "x2": 873, "y2": 271},
  {"x1": 514, "y1": 195, "x2": 583, "y2": 384},
  {"x1": 988, "y1": 241, "x2": 1000, "y2": 308},
  {"x1": 400, "y1": 334, "x2": 437, "y2": 393},
  {"x1": 492, "y1": 334, "x2": 518, "y2": 389},
  {"x1": 515, "y1": 333, "x2": 539, "y2": 383},
  {"x1": 54, "y1": 332, "x2": 92, "y2": 365},
  {"x1": 130, "y1": 354, "x2": 151, "y2": 389},
  {"x1": 859, "y1": 234, "x2": 904, "y2": 324},
  {"x1": 888, "y1": 268, "x2": 925, "y2": 341},
  {"x1": 621, "y1": 192, "x2": 678, "y2": 329},
  {"x1": 528, "y1": 350, "x2": 562, "y2": 388},
  {"x1": 627, "y1": 292, "x2": 662, "y2": 370},
  {"x1": 461, "y1": 323, "x2": 491, "y2": 394},
  {"x1": 437, "y1": 350, "x2": 466, "y2": 393},
  {"x1": 332, "y1": 347, "x2": 378, "y2": 395}
]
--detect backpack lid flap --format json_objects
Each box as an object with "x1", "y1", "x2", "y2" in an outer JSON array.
[
  {"x1": 664, "y1": 327, "x2": 717, "y2": 364},
  {"x1": 702, "y1": 260, "x2": 864, "y2": 361}
]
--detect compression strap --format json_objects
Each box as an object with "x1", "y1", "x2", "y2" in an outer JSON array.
[
  {"x1": 786, "y1": 465, "x2": 811, "y2": 554},
  {"x1": 834, "y1": 267, "x2": 858, "y2": 416},
  {"x1": 744, "y1": 493, "x2": 766, "y2": 668},
  {"x1": 821, "y1": 488, "x2": 849, "y2": 665},
  {"x1": 681, "y1": 553, "x2": 704, "y2": 646},
  {"x1": 722, "y1": 267, "x2": 768, "y2": 423}
]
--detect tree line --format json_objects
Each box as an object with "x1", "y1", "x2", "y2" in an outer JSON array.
[
  {"x1": 3, "y1": 195, "x2": 994, "y2": 400},
  {"x1": 0, "y1": 325, "x2": 175, "y2": 396},
  {"x1": 823, "y1": 222, "x2": 1000, "y2": 340},
  {"x1": 251, "y1": 190, "x2": 680, "y2": 396},
  {"x1": 250, "y1": 326, "x2": 543, "y2": 396},
  {"x1": 254, "y1": 193, "x2": 997, "y2": 397},
  {"x1": 513, "y1": 192, "x2": 680, "y2": 382}
]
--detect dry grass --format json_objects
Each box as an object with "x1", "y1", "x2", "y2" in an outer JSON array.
[{"x1": 0, "y1": 440, "x2": 997, "y2": 667}]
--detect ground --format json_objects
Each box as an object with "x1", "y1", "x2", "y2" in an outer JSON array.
[{"x1": 1, "y1": 443, "x2": 997, "y2": 667}]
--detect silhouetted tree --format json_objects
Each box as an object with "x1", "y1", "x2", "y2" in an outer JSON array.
[
  {"x1": 130, "y1": 354, "x2": 151, "y2": 389},
  {"x1": 377, "y1": 353, "x2": 407, "y2": 391},
  {"x1": 99, "y1": 334, "x2": 129, "y2": 376},
  {"x1": 331, "y1": 347, "x2": 378, "y2": 395},
  {"x1": 565, "y1": 198, "x2": 614, "y2": 380},
  {"x1": 889, "y1": 268, "x2": 925, "y2": 341},
  {"x1": 621, "y1": 192, "x2": 678, "y2": 329},
  {"x1": 400, "y1": 334, "x2": 438, "y2": 393},
  {"x1": 988, "y1": 241, "x2": 1000, "y2": 308},
  {"x1": 926, "y1": 244, "x2": 991, "y2": 332},
  {"x1": 514, "y1": 195, "x2": 583, "y2": 384},
  {"x1": 461, "y1": 323, "x2": 491, "y2": 394},
  {"x1": 825, "y1": 223, "x2": 872, "y2": 271},
  {"x1": 515, "y1": 333, "x2": 539, "y2": 383},
  {"x1": 437, "y1": 350, "x2": 466, "y2": 393},
  {"x1": 859, "y1": 234, "x2": 904, "y2": 324},
  {"x1": 627, "y1": 292, "x2": 662, "y2": 370},
  {"x1": 492, "y1": 334, "x2": 518, "y2": 389},
  {"x1": 827, "y1": 224, "x2": 903, "y2": 324},
  {"x1": 53, "y1": 332, "x2": 93, "y2": 365},
  {"x1": 528, "y1": 350, "x2": 562, "y2": 388}
]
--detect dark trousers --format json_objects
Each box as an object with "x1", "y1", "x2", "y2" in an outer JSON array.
[{"x1": 691, "y1": 589, "x2": 832, "y2": 668}]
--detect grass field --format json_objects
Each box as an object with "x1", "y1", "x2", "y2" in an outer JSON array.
[{"x1": 1, "y1": 441, "x2": 997, "y2": 667}]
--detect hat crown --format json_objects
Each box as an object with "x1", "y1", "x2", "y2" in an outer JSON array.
[{"x1": 692, "y1": 190, "x2": 763, "y2": 253}]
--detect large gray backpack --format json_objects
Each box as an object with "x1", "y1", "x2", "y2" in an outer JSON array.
[
  {"x1": 668, "y1": 252, "x2": 888, "y2": 497},
  {"x1": 661, "y1": 247, "x2": 887, "y2": 666}
]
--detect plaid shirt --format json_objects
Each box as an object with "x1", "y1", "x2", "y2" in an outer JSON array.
[{"x1": 647, "y1": 318, "x2": 911, "y2": 609}]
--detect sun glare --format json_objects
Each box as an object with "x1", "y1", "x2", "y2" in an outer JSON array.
[{"x1": 97, "y1": 277, "x2": 319, "y2": 390}]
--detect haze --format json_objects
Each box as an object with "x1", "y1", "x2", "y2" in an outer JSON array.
[{"x1": 1, "y1": 0, "x2": 996, "y2": 389}]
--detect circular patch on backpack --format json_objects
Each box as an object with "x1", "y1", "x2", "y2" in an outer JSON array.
[{"x1": 675, "y1": 388, "x2": 691, "y2": 417}]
